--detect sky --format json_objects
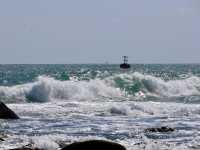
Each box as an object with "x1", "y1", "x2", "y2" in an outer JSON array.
[{"x1": 0, "y1": 0, "x2": 200, "y2": 64}]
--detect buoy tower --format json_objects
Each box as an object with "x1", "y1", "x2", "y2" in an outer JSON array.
[{"x1": 120, "y1": 56, "x2": 131, "y2": 69}]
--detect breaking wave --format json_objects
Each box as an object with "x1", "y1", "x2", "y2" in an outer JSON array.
[
  {"x1": 111, "y1": 72, "x2": 200, "y2": 97},
  {"x1": 0, "y1": 76, "x2": 123, "y2": 103},
  {"x1": 1, "y1": 72, "x2": 200, "y2": 103}
]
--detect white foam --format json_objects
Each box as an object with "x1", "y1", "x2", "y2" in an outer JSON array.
[
  {"x1": 1, "y1": 73, "x2": 200, "y2": 103},
  {"x1": 4, "y1": 100, "x2": 200, "y2": 150},
  {"x1": 132, "y1": 72, "x2": 200, "y2": 97},
  {"x1": 0, "y1": 76, "x2": 124, "y2": 103},
  {"x1": 31, "y1": 136, "x2": 59, "y2": 150},
  {"x1": 110, "y1": 72, "x2": 200, "y2": 98}
]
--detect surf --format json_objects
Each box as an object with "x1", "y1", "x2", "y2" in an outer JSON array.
[{"x1": 1, "y1": 72, "x2": 200, "y2": 103}]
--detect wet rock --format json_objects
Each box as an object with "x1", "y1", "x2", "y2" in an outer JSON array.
[
  {"x1": 0, "y1": 101, "x2": 19, "y2": 119},
  {"x1": 0, "y1": 134, "x2": 7, "y2": 141},
  {"x1": 61, "y1": 140, "x2": 126, "y2": 150},
  {"x1": 145, "y1": 126, "x2": 175, "y2": 133}
]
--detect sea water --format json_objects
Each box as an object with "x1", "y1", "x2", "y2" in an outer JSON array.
[{"x1": 0, "y1": 64, "x2": 200, "y2": 149}]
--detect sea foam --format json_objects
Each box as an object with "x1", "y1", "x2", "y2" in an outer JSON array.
[
  {"x1": 0, "y1": 76, "x2": 123, "y2": 103},
  {"x1": 1, "y1": 72, "x2": 200, "y2": 103}
]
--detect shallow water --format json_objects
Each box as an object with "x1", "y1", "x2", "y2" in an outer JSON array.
[{"x1": 1, "y1": 64, "x2": 200, "y2": 149}]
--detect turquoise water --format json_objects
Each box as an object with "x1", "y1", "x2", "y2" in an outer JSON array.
[
  {"x1": 1, "y1": 64, "x2": 200, "y2": 86},
  {"x1": 1, "y1": 64, "x2": 200, "y2": 149}
]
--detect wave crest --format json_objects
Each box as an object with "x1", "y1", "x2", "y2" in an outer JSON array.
[
  {"x1": 1, "y1": 72, "x2": 200, "y2": 103},
  {"x1": 112, "y1": 72, "x2": 200, "y2": 97},
  {"x1": 0, "y1": 76, "x2": 123, "y2": 103}
]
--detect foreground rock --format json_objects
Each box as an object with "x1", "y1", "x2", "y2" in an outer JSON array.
[
  {"x1": 0, "y1": 101, "x2": 19, "y2": 119},
  {"x1": 61, "y1": 140, "x2": 126, "y2": 150},
  {"x1": 145, "y1": 126, "x2": 175, "y2": 133}
]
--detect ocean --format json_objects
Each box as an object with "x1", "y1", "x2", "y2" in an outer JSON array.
[{"x1": 0, "y1": 64, "x2": 200, "y2": 149}]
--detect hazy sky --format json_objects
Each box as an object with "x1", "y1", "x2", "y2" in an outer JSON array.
[{"x1": 0, "y1": 0, "x2": 200, "y2": 64}]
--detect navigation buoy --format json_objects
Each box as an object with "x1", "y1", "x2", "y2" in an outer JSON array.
[{"x1": 120, "y1": 56, "x2": 130, "y2": 69}]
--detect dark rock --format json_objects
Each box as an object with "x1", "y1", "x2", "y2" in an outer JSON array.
[
  {"x1": 145, "y1": 126, "x2": 175, "y2": 133},
  {"x1": 0, "y1": 101, "x2": 19, "y2": 119},
  {"x1": 0, "y1": 133, "x2": 8, "y2": 141},
  {"x1": 61, "y1": 140, "x2": 126, "y2": 150}
]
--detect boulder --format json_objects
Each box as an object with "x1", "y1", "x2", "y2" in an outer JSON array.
[
  {"x1": 145, "y1": 126, "x2": 175, "y2": 133},
  {"x1": 0, "y1": 101, "x2": 19, "y2": 119},
  {"x1": 61, "y1": 140, "x2": 126, "y2": 150}
]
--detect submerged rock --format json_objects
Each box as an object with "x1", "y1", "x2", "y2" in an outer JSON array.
[
  {"x1": 145, "y1": 126, "x2": 175, "y2": 133},
  {"x1": 61, "y1": 140, "x2": 126, "y2": 150},
  {"x1": 0, "y1": 101, "x2": 19, "y2": 119}
]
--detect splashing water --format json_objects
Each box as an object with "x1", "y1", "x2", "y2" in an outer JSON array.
[
  {"x1": 1, "y1": 64, "x2": 200, "y2": 150},
  {"x1": 1, "y1": 71, "x2": 200, "y2": 103}
]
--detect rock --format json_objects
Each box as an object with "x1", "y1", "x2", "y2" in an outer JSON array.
[
  {"x1": 145, "y1": 126, "x2": 175, "y2": 133},
  {"x1": 0, "y1": 134, "x2": 7, "y2": 141},
  {"x1": 0, "y1": 101, "x2": 19, "y2": 119},
  {"x1": 61, "y1": 140, "x2": 126, "y2": 150}
]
